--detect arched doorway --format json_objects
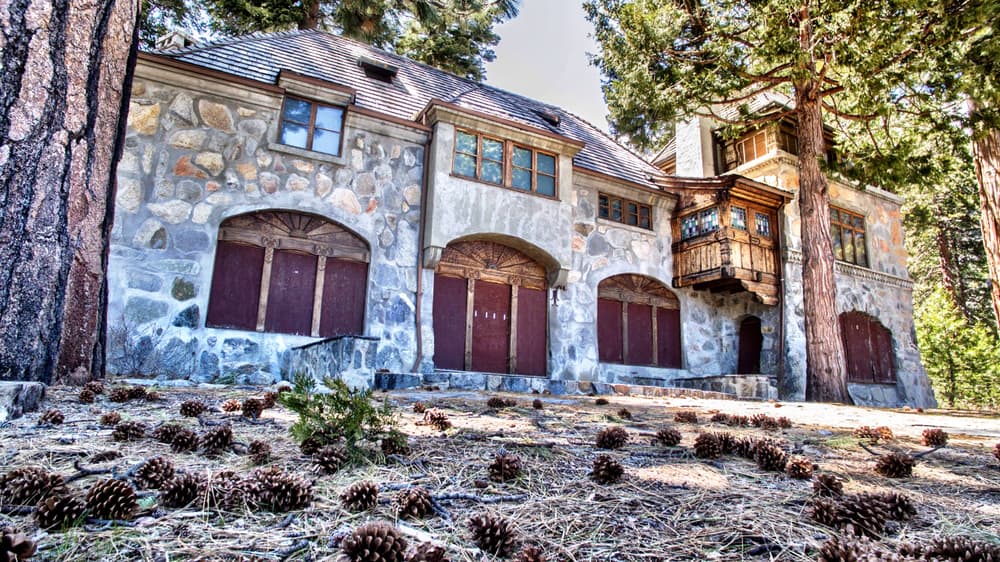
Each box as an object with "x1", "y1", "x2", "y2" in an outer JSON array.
[
  {"x1": 205, "y1": 210, "x2": 369, "y2": 337},
  {"x1": 737, "y1": 316, "x2": 762, "y2": 374},
  {"x1": 839, "y1": 311, "x2": 896, "y2": 383},
  {"x1": 432, "y1": 240, "x2": 548, "y2": 375},
  {"x1": 597, "y1": 274, "x2": 681, "y2": 368}
]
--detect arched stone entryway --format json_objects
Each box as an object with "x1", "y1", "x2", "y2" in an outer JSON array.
[
  {"x1": 737, "y1": 316, "x2": 762, "y2": 374},
  {"x1": 597, "y1": 274, "x2": 681, "y2": 368},
  {"x1": 432, "y1": 240, "x2": 549, "y2": 375}
]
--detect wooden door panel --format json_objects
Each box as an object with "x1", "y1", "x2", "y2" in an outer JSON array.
[
  {"x1": 265, "y1": 250, "x2": 317, "y2": 336},
  {"x1": 472, "y1": 280, "x2": 511, "y2": 374},
  {"x1": 206, "y1": 240, "x2": 264, "y2": 331},
  {"x1": 433, "y1": 275, "x2": 467, "y2": 370},
  {"x1": 870, "y1": 318, "x2": 896, "y2": 383},
  {"x1": 626, "y1": 303, "x2": 653, "y2": 365},
  {"x1": 597, "y1": 298, "x2": 623, "y2": 363},
  {"x1": 320, "y1": 259, "x2": 367, "y2": 337},
  {"x1": 656, "y1": 307, "x2": 682, "y2": 368},
  {"x1": 516, "y1": 287, "x2": 547, "y2": 376},
  {"x1": 737, "y1": 317, "x2": 762, "y2": 374},
  {"x1": 841, "y1": 313, "x2": 873, "y2": 383}
]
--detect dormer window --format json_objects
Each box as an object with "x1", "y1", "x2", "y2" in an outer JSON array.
[
  {"x1": 452, "y1": 129, "x2": 558, "y2": 198},
  {"x1": 358, "y1": 56, "x2": 398, "y2": 83},
  {"x1": 279, "y1": 97, "x2": 345, "y2": 157}
]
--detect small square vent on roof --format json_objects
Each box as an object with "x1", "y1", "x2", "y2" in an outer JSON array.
[
  {"x1": 358, "y1": 56, "x2": 398, "y2": 83},
  {"x1": 532, "y1": 108, "x2": 561, "y2": 127}
]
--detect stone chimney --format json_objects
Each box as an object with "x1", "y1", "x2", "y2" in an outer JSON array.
[
  {"x1": 155, "y1": 30, "x2": 197, "y2": 51},
  {"x1": 673, "y1": 116, "x2": 717, "y2": 178}
]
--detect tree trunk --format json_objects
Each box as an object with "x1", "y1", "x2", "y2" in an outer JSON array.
[
  {"x1": 298, "y1": 0, "x2": 321, "y2": 29},
  {"x1": 935, "y1": 219, "x2": 970, "y2": 320},
  {"x1": 970, "y1": 118, "x2": 1000, "y2": 332},
  {"x1": 0, "y1": 0, "x2": 139, "y2": 383}
]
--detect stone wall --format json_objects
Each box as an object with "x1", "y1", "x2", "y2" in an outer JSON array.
[
  {"x1": 284, "y1": 336, "x2": 379, "y2": 390},
  {"x1": 107, "y1": 60, "x2": 428, "y2": 384}
]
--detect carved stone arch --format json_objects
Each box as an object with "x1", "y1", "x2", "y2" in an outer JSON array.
[
  {"x1": 597, "y1": 274, "x2": 679, "y2": 310},
  {"x1": 437, "y1": 239, "x2": 548, "y2": 290},
  {"x1": 219, "y1": 210, "x2": 370, "y2": 262}
]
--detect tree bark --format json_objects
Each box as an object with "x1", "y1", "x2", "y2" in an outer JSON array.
[
  {"x1": 935, "y1": 219, "x2": 970, "y2": 320},
  {"x1": 795, "y1": 6, "x2": 852, "y2": 404},
  {"x1": 970, "y1": 118, "x2": 1000, "y2": 332},
  {"x1": 0, "y1": 0, "x2": 139, "y2": 383},
  {"x1": 298, "y1": 0, "x2": 321, "y2": 29}
]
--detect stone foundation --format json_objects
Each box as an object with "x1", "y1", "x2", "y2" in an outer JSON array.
[
  {"x1": 673, "y1": 374, "x2": 778, "y2": 400},
  {"x1": 284, "y1": 336, "x2": 379, "y2": 390}
]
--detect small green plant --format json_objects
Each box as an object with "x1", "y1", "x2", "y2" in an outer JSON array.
[{"x1": 278, "y1": 372, "x2": 399, "y2": 461}]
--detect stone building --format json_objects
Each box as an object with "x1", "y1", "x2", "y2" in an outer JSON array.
[{"x1": 108, "y1": 31, "x2": 935, "y2": 407}]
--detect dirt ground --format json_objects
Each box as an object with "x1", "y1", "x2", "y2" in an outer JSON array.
[{"x1": 1, "y1": 383, "x2": 998, "y2": 561}]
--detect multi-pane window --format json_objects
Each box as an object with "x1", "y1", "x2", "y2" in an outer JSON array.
[
  {"x1": 755, "y1": 213, "x2": 771, "y2": 238},
  {"x1": 453, "y1": 129, "x2": 558, "y2": 197},
  {"x1": 735, "y1": 130, "x2": 768, "y2": 165},
  {"x1": 278, "y1": 98, "x2": 345, "y2": 156},
  {"x1": 831, "y1": 207, "x2": 867, "y2": 267},
  {"x1": 731, "y1": 206, "x2": 747, "y2": 231},
  {"x1": 598, "y1": 194, "x2": 652, "y2": 229},
  {"x1": 679, "y1": 207, "x2": 722, "y2": 240},
  {"x1": 681, "y1": 215, "x2": 699, "y2": 239}
]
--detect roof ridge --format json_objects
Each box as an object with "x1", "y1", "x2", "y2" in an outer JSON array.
[
  {"x1": 148, "y1": 28, "x2": 316, "y2": 56},
  {"x1": 556, "y1": 104, "x2": 665, "y2": 178}
]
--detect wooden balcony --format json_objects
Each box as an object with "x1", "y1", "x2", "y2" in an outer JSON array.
[{"x1": 654, "y1": 175, "x2": 793, "y2": 306}]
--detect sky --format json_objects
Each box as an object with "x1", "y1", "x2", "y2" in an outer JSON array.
[{"x1": 484, "y1": 0, "x2": 611, "y2": 133}]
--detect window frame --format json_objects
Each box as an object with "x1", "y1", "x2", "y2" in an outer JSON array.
[
  {"x1": 451, "y1": 128, "x2": 560, "y2": 199},
  {"x1": 277, "y1": 96, "x2": 346, "y2": 158},
  {"x1": 598, "y1": 193, "x2": 653, "y2": 230},
  {"x1": 830, "y1": 206, "x2": 868, "y2": 267}
]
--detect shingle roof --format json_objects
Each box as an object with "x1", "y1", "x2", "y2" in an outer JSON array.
[{"x1": 152, "y1": 29, "x2": 662, "y2": 189}]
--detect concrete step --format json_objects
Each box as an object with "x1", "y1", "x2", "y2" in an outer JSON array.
[{"x1": 673, "y1": 374, "x2": 778, "y2": 400}]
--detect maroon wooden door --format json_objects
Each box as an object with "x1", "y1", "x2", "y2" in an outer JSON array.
[
  {"x1": 433, "y1": 275, "x2": 467, "y2": 370},
  {"x1": 320, "y1": 259, "x2": 367, "y2": 337},
  {"x1": 737, "y1": 316, "x2": 762, "y2": 374},
  {"x1": 472, "y1": 280, "x2": 511, "y2": 373},
  {"x1": 265, "y1": 249, "x2": 317, "y2": 336},
  {"x1": 516, "y1": 287, "x2": 547, "y2": 375},
  {"x1": 840, "y1": 312, "x2": 873, "y2": 383},
  {"x1": 870, "y1": 319, "x2": 896, "y2": 383},
  {"x1": 656, "y1": 308, "x2": 681, "y2": 368},
  {"x1": 597, "y1": 298, "x2": 623, "y2": 363},
  {"x1": 626, "y1": 303, "x2": 654, "y2": 365},
  {"x1": 206, "y1": 240, "x2": 264, "y2": 331}
]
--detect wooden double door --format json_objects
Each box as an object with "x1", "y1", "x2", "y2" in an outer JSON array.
[{"x1": 432, "y1": 241, "x2": 548, "y2": 376}]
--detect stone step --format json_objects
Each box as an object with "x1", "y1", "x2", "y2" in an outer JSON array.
[{"x1": 673, "y1": 374, "x2": 778, "y2": 401}]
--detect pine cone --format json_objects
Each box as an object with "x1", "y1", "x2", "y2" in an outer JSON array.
[
  {"x1": 83, "y1": 381, "x2": 104, "y2": 395},
  {"x1": 261, "y1": 391, "x2": 278, "y2": 409},
  {"x1": 775, "y1": 416, "x2": 792, "y2": 429},
  {"x1": 994, "y1": 442, "x2": 1000, "y2": 464},
  {"x1": 468, "y1": 513, "x2": 517, "y2": 557},
  {"x1": 532, "y1": 399, "x2": 543, "y2": 410},
  {"x1": 340, "y1": 481, "x2": 379, "y2": 512},
  {"x1": 809, "y1": 498, "x2": 841, "y2": 528},
  {"x1": 654, "y1": 427, "x2": 682, "y2": 446},
  {"x1": 673, "y1": 411, "x2": 698, "y2": 424},
  {"x1": 160, "y1": 473, "x2": 202, "y2": 508},
  {"x1": 0, "y1": 527, "x2": 37, "y2": 561},
  {"x1": 922, "y1": 428, "x2": 949, "y2": 447},
  {"x1": 108, "y1": 387, "x2": 131, "y2": 403},
  {"x1": 250, "y1": 466, "x2": 312, "y2": 512},
  {"x1": 710, "y1": 413, "x2": 730, "y2": 423},
  {"x1": 900, "y1": 536, "x2": 1000, "y2": 561},
  {"x1": 135, "y1": 456, "x2": 176, "y2": 490},
  {"x1": 0, "y1": 467, "x2": 65, "y2": 505},
  {"x1": 590, "y1": 454, "x2": 624, "y2": 484},
  {"x1": 152, "y1": 423, "x2": 184, "y2": 444},
  {"x1": 179, "y1": 399, "x2": 207, "y2": 417},
  {"x1": 86, "y1": 478, "x2": 137, "y2": 520},
  {"x1": 314, "y1": 445, "x2": 348, "y2": 474},
  {"x1": 241, "y1": 398, "x2": 264, "y2": 420},
  {"x1": 515, "y1": 545, "x2": 546, "y2": 562},
  {"x1": 339, "y1": 521, "x2": 407, "y2": 562},
  {"x1": 170, "y1": 429, "x2": 199, "y2": 453},
  {"x1": 725, "y1": 415, "x2": 748, "y2": 427},
  {"x1": 837, "y1": 494, "x2": 889, "y2": 537},
  {"x1": 617, "y1": 408, "x2": 632, "y2": 420},
  {"x1": 39, "y1": 409, "x2": 64, "y2": 425},
  {"x1": 817, "y1": 534, "x2": 885, "y2": 562},
  {"x1": 79, "y1": 389, "x2": 96, "y2": 404},
  {"x1": 785, "y1": 455, "x2": 814, "y2": 479},
  {"x1": 734, "y1": 437, "x2": 759, "y2": 459},
  {"x1": 714, "y1": 432, "x2": 737, "y2": 454},
  {"x1": 221, "y1": 399, "x2": 242, "y2": 412},
  {"x1": 874, "y1": 452, "x2": 915, "y2": 478},
  {"x1": 300, "y1": 436, "x2": 324, "y2": 456},
  {"x1": 488, "y1": 452, "x2": 522, "y2": 482},
  {"x1": 750, "y1": 413, "x2": 769, "y2": 427},
  {"x1": 127, "y1": 386, "x2": 147, "y2": 401},
  {"x1": 406, "y1": 541, "x2": 449, "y2": 562},
  {"x1": 487, "y1": 396, "x2": 509, "y2": 409},
  {"x1": 395, "y1": 486, "x2": 433, "y2": 519},
  {"x1": 423, "y1": 409, "x2": 452, "y2": 431},
  {"x1": 865, "y1": 491, "x2": 916, "y2": 521},
  {"x1": 813, "y1": 474, "x2": 844, "y2": 497},
  {"x1": 754, "y1": 442, "x2": 788, "y2": 472},
  {"x1": 693, "y1": 433, "x2": 722, "y2": 459},
  {"x1": 99, "y1": 411, "x2": 121, "y2": 426},
  {"x1": 35, "y1": 493, "x2": 86, "y2": 530},
  {"x1": 412, "y1": 402, "x2": 427, "y2": 414},
  {"x1": 595, "y1": 426, "x2": 629, "y2": 449},
  {"x1": 199, "y1": 425, "x2": 233, "y2": 456},
  {"x1": 381, "y1": 432, "x2": 410, "y2": 456},
  {"x1": 595, "y1": 397, "x2": 609, "y2": 406},
  {"x1": 199, "y1": 470, "x2": 251, "y2": 511},
  {"x1": 112, "y1": 421, "x2": 147, "y2": 442},
  {"x1": 144, "y1": 390, "x2": 162, "y2": 402},
  {"x1": 249, "y1": 440, "x2": 271, "y2": 465},
  {"x1": 854, "y1": 425, "x2": 894, "y2": 442}
]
